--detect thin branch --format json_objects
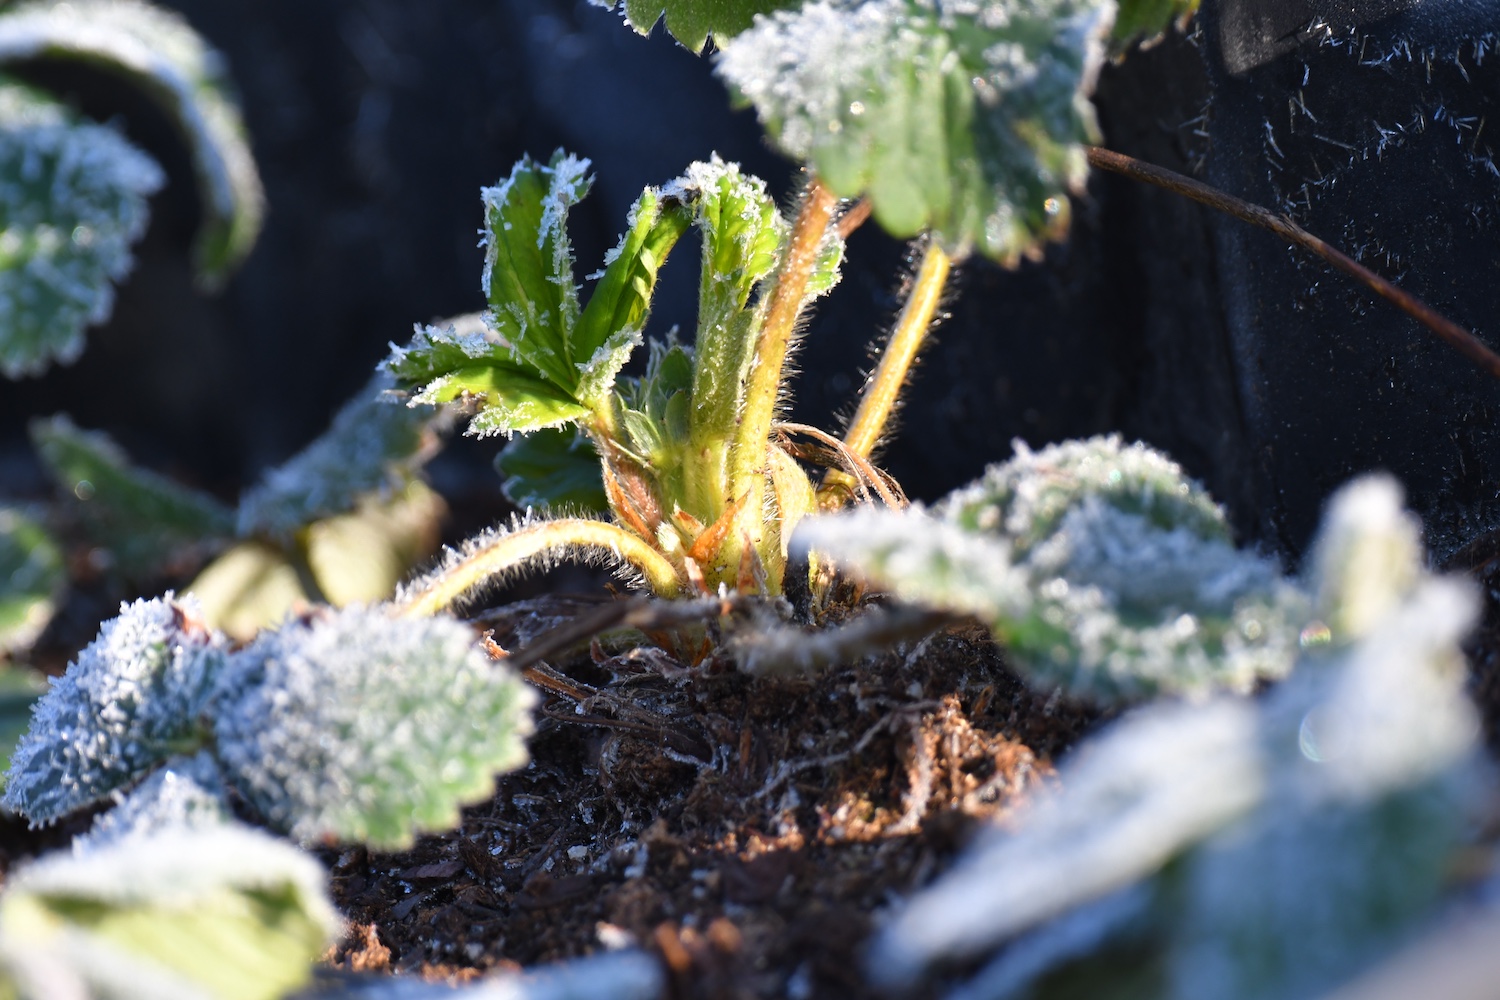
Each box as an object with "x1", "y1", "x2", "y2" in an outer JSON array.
[
  {"x1": 1085, "y1": 145, "x2": 1500, "y2": 381},
  {"x1": 775, "y1": 421, "x2": 907, "y2": 509}
]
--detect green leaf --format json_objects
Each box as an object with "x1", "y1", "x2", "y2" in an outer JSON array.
[
  {"x1": 482, "y1": 150, "x2": 592, "y2": 392},
  {"x1": 30, "y1": 415, "x2": 235, "y2": 576},
  {"x1": 0, "y1": 507, "x2": 63, "y2": 653},
  {"x1": 716, "y1": 0, "x2": 1113, "y2": 263},
  {"x1": 1112, "y1": 0, "x2": 1198, "y2": 54},
  {"x1": 796, "y1": 437, "x2": 1309, "y2": 703},
  {"x1": 574, "y1": 186, "x2": 692, "y2": 406},
  {"x1": 0, "y1": 80, "x2": 163, "y2": 379},
  {"x1": 0, "y1": 823, "x2": 339, "y2": 1000},
  {"x1": 672, "y1": 158, "x2": 785, "y2": 435},
  {"x1": 304, "y1": 479, "x2": 445, "y2": 608},
  {"x1": 3, "y1": 596, "x2": 226, "y2": 824},
  {"x1": 211, "y1": 606, "x2": 537, "y2": 849},
  {"x1": 614, "y1": 0, "x2": 799, "y2": 53},
  {"x1": 184, "y1": 541, "x2": 306, "y2": 643},
  {"x1": 0, "y1": 0, "x2": 266, "y2": 285},
  {"x1": 495, "y1": 427, "x2": 608, "y2": 512},
  {"x1": 236, "y1": 371, "x2": 447, "y2": 540}
]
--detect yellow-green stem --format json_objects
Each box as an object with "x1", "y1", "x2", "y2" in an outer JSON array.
[
  {"x1": 725, "y1": 178, "x2": 839, "y2": 552},
  {"x1": 395, "y1": 518, "x2": 682, "y2": 618},
  {"x1": 820, "y1": 241, "x2": 950, "y2": 504}
]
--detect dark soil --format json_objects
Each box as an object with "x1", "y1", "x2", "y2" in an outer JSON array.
[{"x1": 315, "y1": 595, "x2": 1101, "y2": 999}]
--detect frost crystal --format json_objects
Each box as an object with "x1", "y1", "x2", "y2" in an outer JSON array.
[
  {"x1": 0, "y1": 0, "x2": 265, "y2": 283},
  {"x1": 717, "y1": 0, "x2": 1113, "y2": 261},
  {"x1": 211, "y1": 606, "x2": 537, "y2": 848},
  {"x1": 75, "y1": 750, "x2": 230, "y2": 852},
  {"x1": 866, "y1": 473, "x2": 1483, "y2": 1000},
  {"x1": 3, "y1": 595, "x2": 226, "y2": 824},
  {"x1": 237, "y1": 369, "x2": 447, "y2": 539},
  {"x1": 799, "y1": 436, "x2": 1307, "y2": 701},
  {"x1": 0, "y1": 81, "x2": 162, "y2": 378}
]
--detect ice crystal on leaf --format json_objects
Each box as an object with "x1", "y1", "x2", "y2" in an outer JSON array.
[
  {"x1": 716, "y1": 0, "x2": 1113, "y2": 263},
  {"x1": 74, "y1": 750, "x2": 229, "y2": 851},
  {"x1": 0, "y1": 0, "x2": 265, "y2": 286},
  {"x1": 798, "y1": 436, "x2": 1307, "y2": 702},
  {"x1": 3, "y1": 595, "x2": 227, "y2": 825},
  {"x1": 867, "y1": 474, "x2": 1483, "y2": 1000},
  {"x1": 385, "y1": 152, "x2": 692, "y2": 439},
  {"x1": 210, "y1": 606, "x2": 536, "y2": 849},
  {"x1": 0, "y1": 81, "x2": 162, "y2": 379},
  {"x1": 598, "y1": 0, "x2": 798, "y2": 53},
  {"x1": 236, "y1": 370, "x2": 448, "y2": 540}
]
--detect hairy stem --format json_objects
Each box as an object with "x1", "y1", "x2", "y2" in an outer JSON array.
[
  {"x1": 1085, "y1": 145, "x2": 1500, "y2": 381},
  {"x1": 395, "y1": 518, "x2": 682, "y2": 618},
  {"x1": 723, "y1": 178, "x2": 839, "y2": 572},
  {"x1": 820, "y1": 240, "x2": 950, "y2": 504}
]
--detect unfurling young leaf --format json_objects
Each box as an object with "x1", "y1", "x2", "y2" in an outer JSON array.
[
  {"x1": 0, "y1": 80, "x2": 163, "y2": 379},
  {"x1": 0, "y1": 0, "x2": 266, "y2": 285},
  {"x1": 796, "y1": 436, "x2": 1308, "y2": 702},
  {"x1": 0, "y1": 821, "x2": 340, "y2": 1000},
  {"x1": 210, "y1": 606, "x2": 536, "y2": 849},
  {"x1": 3, "y1": 595, "x2": 227, "y2": 825},
  {"x1": 30, "y1": 415, "x2": 235, "y2": 576},
  {"x1": 0, "y1": 507, "x2": 64, "y2": 653},
  {"x1": 385, "y1": 153, "x2": 691, "y2": 439},
  {"x1": 716, "y1": 0, "x2": 1114, "y2": 263}
]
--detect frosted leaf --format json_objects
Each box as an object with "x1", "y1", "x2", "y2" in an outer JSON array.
[
  {"x1": 0, "y1": 0, "x2": 265, "y2": 285},
  {"x1": 798, "y1": 436, "x2": 1308, "y2": 702},
  {"x1": 604, "y1": 0, "x2": 798, "y2": 53},
  {"x1": 30, "y1": 414, "x2": 235, "y2": 575},
  {"x1": 0, "y1": 505, "x2": 64, "y2": 653},
  {"x1": 716, "y1": 0, "x2": 1113, "y2": 263},
  {"x1": 3, "y1": 595, "x2": 227, "y2": 824},
  {"x1": 870, "y1": 475, "x2": 1483, "y2": 999},
  {"x1": 670, "y1": 157, "x2": 787, "y2": 435},
  {"x1": 211, "y1": 606, "x2": 537, "y2": 849},
  {"x1": 867, "y1": 698, "x2": 1263, "y2": 988},
  {"x1": 1111, "y1": 0, "x2": 1198, "y2": 54},
  {"x1": 496, "y1": 426, "x2": 608, "y2": 512},
  {"x1": 0, "y1": 80, "x2": 162, "y2": 379},
  {"x1": 388, "y1": 158, "x2": 692, "y2": 438},
  {"x1": 74, "y1": 750, "x2": 229, "y2": 851},
  {"x1": 237, "y1": 370, "x2": 448, "y2": 540},
  {"x1": 1303, "y1": 474, "x2": 1422, "y2": 644},
  {"x1": 0, "y1": 822, "x2": 340, "y2": 1000}
]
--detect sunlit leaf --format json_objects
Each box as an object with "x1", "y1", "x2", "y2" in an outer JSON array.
[
  {"x1": 211, "y1": 607, "x2": 536, "y2": 849},
  {"x1": 0, "y1": 823, "x2": 339, "y2": 1000},
  {"x1": 717, "y1": 0, "x2": 1113, "y2": 263},
  {"x1": 797, "y1": 437, "x2": 1308, "y2": 702},
  {"x1": 0, "y1": 506, "x2": 63, "y2": 653},
  {"x1": 30, "y1": 415, "x2": 234, "y2": 576},
  {"x1": 304, "y1": 479, "x2": 445, "y2": 608},
  {"x1": 0, "y1": 0, "x2": 266, "y2": 285},
  {"x1": 184, "y1": 541, "x2": 305, "y2": 643},
  {"x1": 0, "y1": 80, "x2": 162, "y2": 379}
]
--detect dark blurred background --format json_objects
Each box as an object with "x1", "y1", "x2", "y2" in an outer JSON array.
[{"x1": 2, "y1": 0, "x2": 1499, "y2": 566}]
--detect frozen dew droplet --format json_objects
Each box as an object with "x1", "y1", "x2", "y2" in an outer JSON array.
[{"x1": 1299, "y1": 621, "x2": 1333, "y2": 648}]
